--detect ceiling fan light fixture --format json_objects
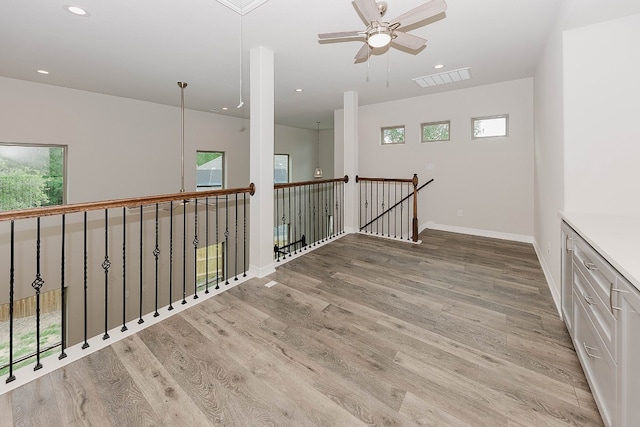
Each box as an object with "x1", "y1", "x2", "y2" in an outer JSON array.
[{"x1": 367, "y1": 28, "x2": 392, "y2": 48}]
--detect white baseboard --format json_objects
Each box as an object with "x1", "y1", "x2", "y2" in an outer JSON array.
[
  {"x1": 421, "y1": 221, "x2": 533, "y2": 244},
  {"x1": 249, "y1": 263, "x2": 276, "y2": 278},
  {"x1": 533, "y1": 240, "x2": 562, "y2": 317}
]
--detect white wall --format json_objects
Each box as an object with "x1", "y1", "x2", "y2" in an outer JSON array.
[
  {"x1": 563, "y1": 12, "x2": 640, "y2": 215},
  {"x1": 274, "y1": 125, "x2": 334, "y2": 182},
  {"x1": 532, "y1": 1, "x2": 574, "y2": 309},
  {"x1": 352, "y1": 78, "x2": 535, "y2": 238}
]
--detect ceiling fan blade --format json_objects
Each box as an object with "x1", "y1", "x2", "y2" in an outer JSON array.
[
  {"x1": 391, "y1": 31, "x2": 427, "y2": 50},
  {"x1": 354, "y1": 43, "x2": 371, "y2": 62},
  {"x1": 390, "y1": 0, "x2": 447, "y2": 28},
  {"x1": 354, "y1": 0, "x2": 381, "y2": 23},
  {"x1": 318, "y1": 31, "x2": 363, "y2": 40}
]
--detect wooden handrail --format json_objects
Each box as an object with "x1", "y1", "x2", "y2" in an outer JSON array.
[
  {"x1": 355, "y1": 176, "x2": 413, "y2": 183},
  {"x1": 274, "y1": 175, "x2": 349, "y2": 190},
  {"x1": 0, "y1": 183, "x2": 256, "y2": 222}
]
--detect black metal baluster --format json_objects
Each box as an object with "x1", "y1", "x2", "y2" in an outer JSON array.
[
  {"x1": 394, "y1": 183, "x2": 397, "y2": 238},
  {"x1": 102, "y1": 210, "x2": 110, "y2": 340},
  {"x1": 234, "y1": 194, "x2": 238, "y2": 280},
  {"x1": 293, "y1": 187, "x2": 298, "y2": 254},
  {"x1": 121, "y1": 207, "x2": 127, "y2": 332},
  {"x1": 406, "y1": 182, "x2": 410, "y2": 239},
  {"x1": 370, "y1": 181, "x2": 373, "y2": 234},
  {"x1": 400, "y1": 183, "x2": 404, "y2": 239},
  {"x1": 6, "y1": 221, "x2": 16, "y2": 383},
  {"x1": 320, "y1": 183, "x2": 324, "y2": 242},
  {"x1": 275, "y1": 188, "x2": 280, "y2": 261},
  {"x1": 304, "y1": 185, "x2": 308, "y2": 250},
  {"x1": 169, "y1": 201, "x2": 174, "y2": 311},
  {"x1": 225, "y1": 194, "x2": 229, "y2": 285},
  {"x1": 138, "y1": 207, "x2": 144, "y2": 323},
  {"x1": 182, "y1": 201, "x2": 187, "y2": 305},
  {"x1": 381, "y1": 182, "x2": 385, "y2": 236},
  {"x1": 205, "y1": 197, "x2": 210, "y2": 293},
  {"x1": 312, "y1": 184, "x2": 316, "y2": 245},
  {"x1": 215, "y1": 195, "x2": 220, "y2": 290},
  {"x1": 82, "y1": 212, "x2": 89, "y2": 349},
  {"x1": 387, "y1": 182, "x2": 391, "y2": 237},
  {"x1": 288, "y1": 187, "x2": 292, "y2": 249},
  {"x1": 153, "y1": 204, "x2": 160, "y2": 316},
  {"x1": 32, "y1": 217, "x2": 44, "y2": 370},
  {"x1": 193, "y1": 198, "x2": 199, "y2": 299},
  {"x1": 281, "y1": 188, "x2": 286, "y2": 259},
  {"x1": 59, "y1": 215, "x2": 67, "y2": 360},
  {"x1": 243, "y1": 192, "x2": 247, "y2": 277}
]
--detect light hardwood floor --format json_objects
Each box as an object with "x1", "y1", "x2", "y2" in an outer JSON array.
[{"x1": 1, "y1": 230, "x2": 604, "y2": 426}]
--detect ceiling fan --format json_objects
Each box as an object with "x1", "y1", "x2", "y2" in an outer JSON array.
[{"x1": 318, "y1": 0, "x2": 447, "y2": 62}]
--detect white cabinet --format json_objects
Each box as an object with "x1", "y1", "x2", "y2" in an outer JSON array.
[
  {"x1": 615, "y1": 276, "x2": 640, "y2": 426},
  {"x1": 560, "y1": 220, "x2": 639, "y2": 427}
]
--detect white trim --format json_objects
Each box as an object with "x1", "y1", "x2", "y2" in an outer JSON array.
[
  {"x1": 214, "y1": 0, "x2": 270, "y2": 15},
  {"x1": 421, "y1": 221, "x2": 533, "y2": 243},
  {"x1": 357, "y1": 230, "x2": 421, "y2": 245},
  {"x1": 1, "y1": 273, "x2": 254, "y2": 396},
  {"x1": 533, "y1": 240, "x2": 562, "y2": 317},
  {"x1": 248, "y1": 263, "x2": 276, "y2": 278},
  {"x1": 274, "y1": 232, "x2": 347, "y2": 266}
]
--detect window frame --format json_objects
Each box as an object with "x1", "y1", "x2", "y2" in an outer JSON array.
[
  {"x1": 0, "y1": 142, "x2": 67, "y2": 211},
  {"x1": 274, "y1": 153, "x2": 290, "y2": 184},
  {"x1": 471, "y1": 114, "x2": 509, "y2": 140},
  {"x1": 196, "y1": 150, "x2": 224, "y2": 190},
  {"x1": 420, "y1": 120, "x2": 451, "y2": 143},
  {"x1": 381, "y1": 125, "x2": 406, "y2": 145}
]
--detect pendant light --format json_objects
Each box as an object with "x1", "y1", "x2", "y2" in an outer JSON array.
[{"x1": 314, "y1": 121, "x2": 323, "y2": 178}]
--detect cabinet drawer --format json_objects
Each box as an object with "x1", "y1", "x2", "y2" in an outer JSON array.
[
  {"x1": 573, "y1": 237, "x2": 616, "y2": 307},
  {"x1": 573, "y1": 292, "x2": 616, "y2": 427},
  {"x1": 573, "y1": 267, "x2": 616, "y2": 358}
]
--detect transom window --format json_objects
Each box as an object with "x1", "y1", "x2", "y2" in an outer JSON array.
[
  {"x1": 381, "y1": 126, "x2": 405, "y2": 145},
  {"x1": 421, "y1": 121, "x2": 450, "y2": 142},
  {"x1": 472, "y1": 114, "x2": 509, "y2": 139}
]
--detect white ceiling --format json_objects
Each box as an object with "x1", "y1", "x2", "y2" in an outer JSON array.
[{"x1": 0, "y1": 0, "x2": 565, "y2": 130}]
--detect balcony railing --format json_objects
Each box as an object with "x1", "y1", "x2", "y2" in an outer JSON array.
[
  {"x1": 273, "y1": 176, "x2": 349, "y2": 261},
  {"x1": 356, "y1": 175, "x2": 433, "y2": 242},
  {"x1": 0, "y1": 184, "x2": 254, "y2": 385}
]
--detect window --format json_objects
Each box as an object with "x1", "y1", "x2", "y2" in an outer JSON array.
[
  {"x1": 472, "y1": 114, "x2": 509, "y2": 139},
  {"x1": 196, "y1": 151, "x2": 224, "y2": 190},
  {"x1": 381, "y1": 126, "x2": 405, "y2": 145},
  {"x1": 0, "y1": 143, "x2": 65, "y2": 212},
  {"x1": 421, "y1": 121, "x2": 450, "y2": 142},
  {"x1": 274, "y1": 154, "x2": 289, "y2": 184}
]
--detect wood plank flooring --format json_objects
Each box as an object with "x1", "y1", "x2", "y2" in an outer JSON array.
[{"x1": 1, "y1": 230, "x2": 604, "y2": 426}]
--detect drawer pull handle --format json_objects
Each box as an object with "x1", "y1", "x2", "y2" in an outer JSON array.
[
  {"x1": 610, "y1": 284, "x2": 628, "y2": 312},
  {"x1": 582, "y1": 293, "x2": 595, "y2": 306},
  {"x1": 583, "y1": 343, "x2": 601, "y2": 359},
  {"x1": 583, "y1": 261, "x2": 598, "y2": 271}
]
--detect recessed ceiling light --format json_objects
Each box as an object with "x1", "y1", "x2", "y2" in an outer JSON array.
[
  {"x1": 434, "y1": 64, "x2": 445, "y2": 69},
  {"x1": 36, "y1": 69, "x2": 49, "y2": 75},
  {"x1": 295, "y1": 88, "x2": 304, "y2": 92},
  {"x1": 64, "y1": 5, "x2": 90, "y2": 17},
  {"x1": 222, "y1": 107, "x2": 228, "y2": 111}
]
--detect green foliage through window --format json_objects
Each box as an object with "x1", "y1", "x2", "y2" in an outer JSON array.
[
  {"x1": 0, "y1": 144, "x2": 65, "y2": 211},
  {"x1": 381, "y1": 126, "x2": 405, "y2": 145},
  {"x1": 421, "y1": 121, "x2": 450, "y2": 142}
]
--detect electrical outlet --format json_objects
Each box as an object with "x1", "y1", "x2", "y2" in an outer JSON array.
[{"x1": 457, "y1": 209, "x2": 463, "y2": 217}]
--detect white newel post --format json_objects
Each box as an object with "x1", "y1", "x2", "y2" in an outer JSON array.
[{"x1": 249, "y1": 46, "x2": 275, "y2": 277}]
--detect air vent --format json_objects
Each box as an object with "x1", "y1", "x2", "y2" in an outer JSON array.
[{"x1": 412, "y1": 67, "x2": 472, "y2": 88}]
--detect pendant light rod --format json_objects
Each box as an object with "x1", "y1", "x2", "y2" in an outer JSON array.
[
  {"x1": 178, "y1": 81, "x2": 188, "y2": 192},
  {"x1": 237, "y1": 0, "x2": 244, "y2": 108},
  {"x1": 314, "y1": 121, "x2": 323, "y2": 178}
]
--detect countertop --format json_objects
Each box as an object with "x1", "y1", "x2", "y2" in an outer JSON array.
[{"x1": 560, "y1": 211, "x2": 640, "y2": 291}]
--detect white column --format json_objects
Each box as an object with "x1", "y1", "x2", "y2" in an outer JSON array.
[
  {"x1": 249, "y1": 46, "x2": 275, "y2": 277},
  {"x1": 342, "y1": 91, "x2": 358, "y2": 233}
]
